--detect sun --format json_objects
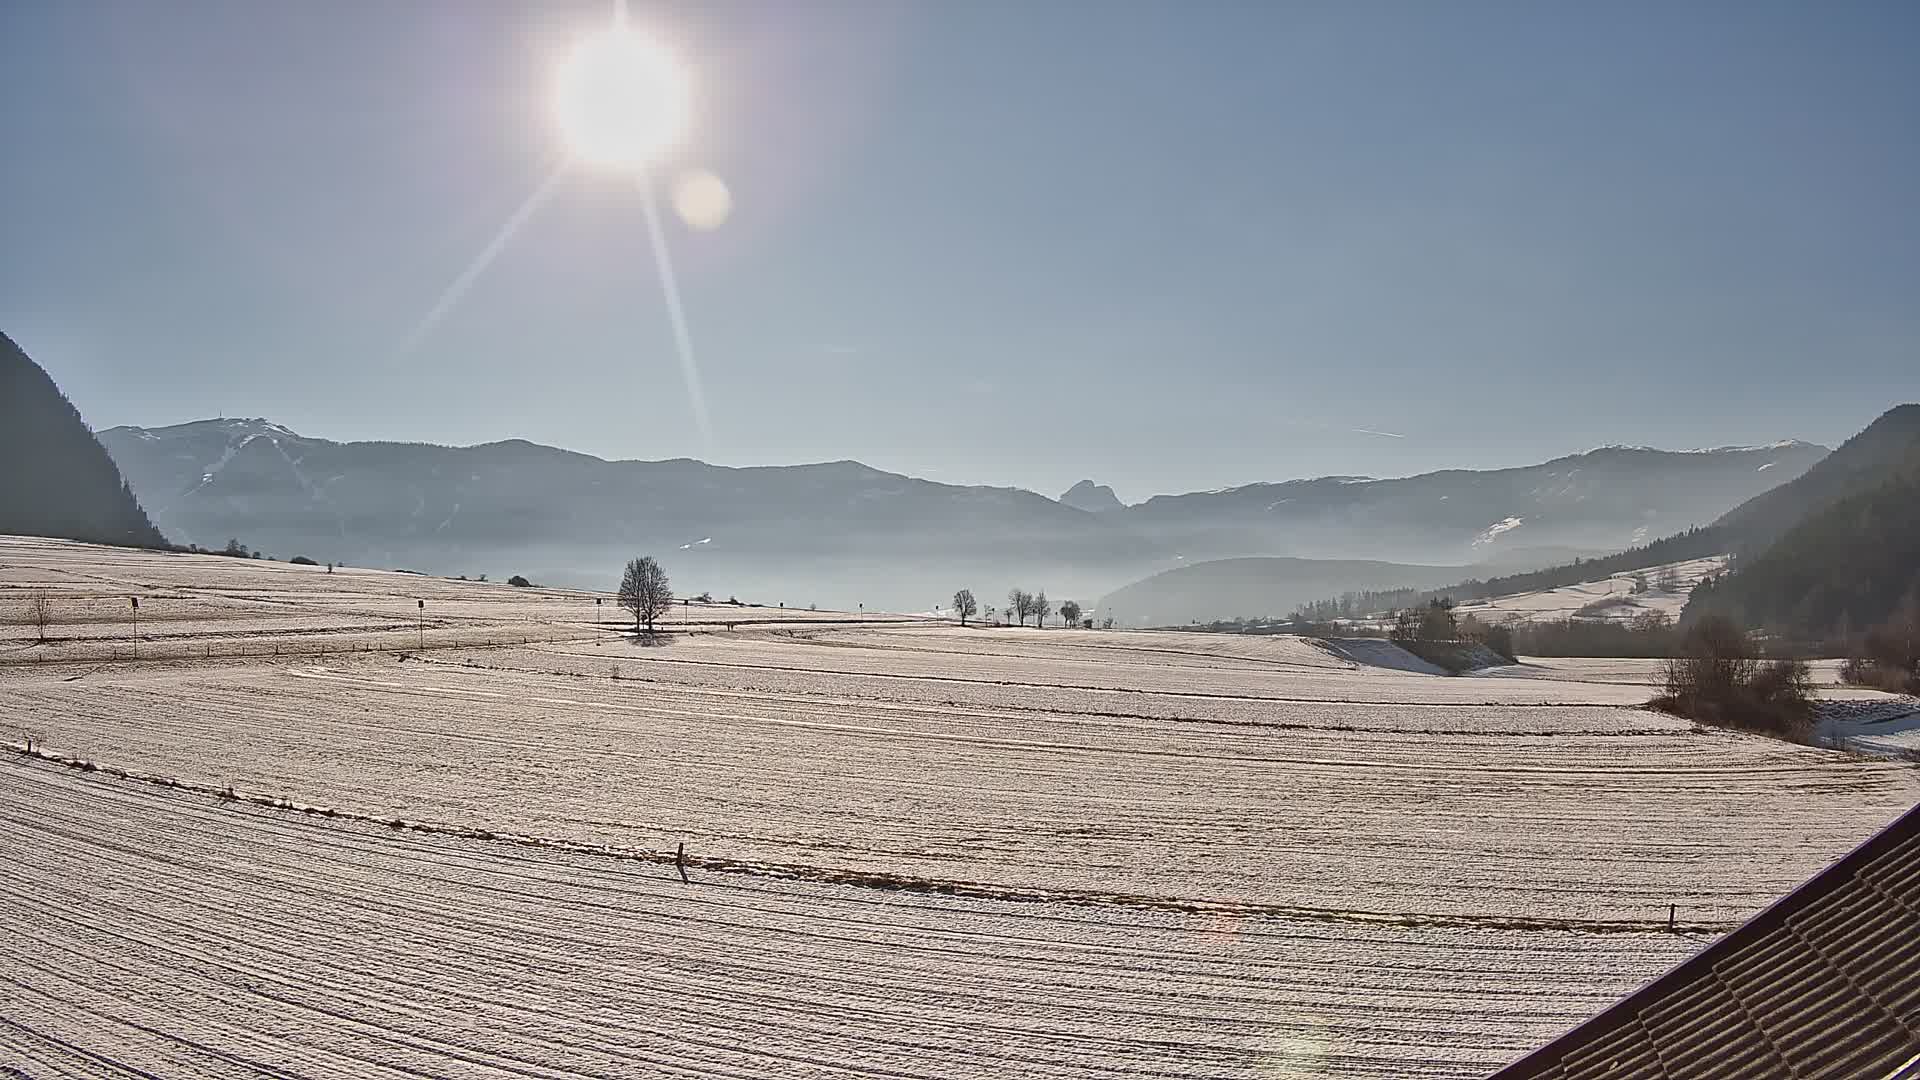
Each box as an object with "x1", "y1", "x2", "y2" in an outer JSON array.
[{"x1": 554, "y1": 25, "x2": 689, "y2": 170}]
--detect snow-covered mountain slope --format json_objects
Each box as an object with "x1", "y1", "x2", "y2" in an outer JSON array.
[{"x1": 1450, "y1": 555, "x2": 1731, "y2": 626}]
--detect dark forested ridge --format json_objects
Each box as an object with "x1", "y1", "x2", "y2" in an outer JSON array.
[
  {"x1": 1709, "y1": 404, "x2": 1920, "y2": 559},
  {"x1": 1685, "y1": 406, "x2": 1920, "y2": 643},
  {"x1": 0, "y1": 332, "x2": 167, "y2": 548}
]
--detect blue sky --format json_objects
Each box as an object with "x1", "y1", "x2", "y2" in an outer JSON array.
[{"x1": 3, "y1": 0, "x2": 1915, "y2": 501}]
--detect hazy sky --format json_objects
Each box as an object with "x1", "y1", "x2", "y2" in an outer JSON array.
[{"x1": 3, "y1": 1, "x2": 1915, "y2": 501}]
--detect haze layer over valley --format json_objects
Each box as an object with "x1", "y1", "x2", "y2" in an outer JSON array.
[{"x1": 100, "y1": 417, "x2": 1824, "y2": 615}]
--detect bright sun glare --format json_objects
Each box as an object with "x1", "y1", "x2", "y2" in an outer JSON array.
[{"x1": 554, "y1": 25, "x2": 689, "y2": 170}]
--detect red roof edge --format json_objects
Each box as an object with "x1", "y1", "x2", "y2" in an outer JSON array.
[{"x1": 1485, "y1": 799, "x2": 1920, "y2": 1079}]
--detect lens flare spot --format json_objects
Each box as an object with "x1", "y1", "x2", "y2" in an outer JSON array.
[
  {"x1": 1256, "y1": 1018, "x2": 1338, "y2": 1078},
  {"x1": 672, "y1": 169, "x2": 732, "y2": 230}
]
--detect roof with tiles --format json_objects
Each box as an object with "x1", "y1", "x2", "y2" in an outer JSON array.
[{"x1": 1488, "y1": 802, "x2": 1920, "y2": 1080}]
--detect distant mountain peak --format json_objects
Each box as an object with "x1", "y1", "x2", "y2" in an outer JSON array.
[{"x1": 1059, "y1": 479, "x2": 1124, "y2": 513}]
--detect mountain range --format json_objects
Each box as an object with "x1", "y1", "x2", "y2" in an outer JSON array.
[
  {"x1": 1135, "y1": 403, "x2": 1920, "y2": 639},
  {"x1": 6, "y1": 324, "x2": 1900, "y2": 640},
  {"x1": 97, "y1": 415, "x2": 1825, "y2": 613}
]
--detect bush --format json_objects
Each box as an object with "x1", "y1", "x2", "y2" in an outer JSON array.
[
  {"x1": 1842, "y1": 657, "x2": 1918, "y2": 694},
  {"x1": 1652, "y1": 616, "x2": 1814, "y2": 740},
  {"x1": 1391, "y1": 599, "x2": 1457, "y2": 642},
  {"x1": 1482, "y1": 623, "x2": 1516, "y2": 662},
  {"x1": 1446, "y1": 614, "x2": 1517, "y2": 662},
  {"x1": 507, "y1": 575, "x2": 532, "y2": 588},
  {"x1": 289, "y1": 555, "x2": 318, "y2": 566},
  {"x1": 1750, "y1": 657, "x2": 1815, "y2": 707},
  {"x1": 1840, "y1": 604, "x2": 1920, "y2": 694}
]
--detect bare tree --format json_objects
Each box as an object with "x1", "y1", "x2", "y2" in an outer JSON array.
[
  {"x1": 1032, "y1": 591, "x2": 1052, "y2": 629},
  {"x1": 1059, "y1": 600, "x2": 1082, "y2": 628},
  {"x1": 618, "y1": 556, "x2": 673, "y2": 633},
  {"x1": 28, "y1": 590, "x2": 51, "y2": 643},
  {"x1": 1660, "y1": 615, "x2": 1757, "y2": 704},
  {"x1": 1007, "y1": 588, "x2": 1031, "y2": 627},
  {"x1": 952, "y1": 588, "x2": 978, "y2": 627}
]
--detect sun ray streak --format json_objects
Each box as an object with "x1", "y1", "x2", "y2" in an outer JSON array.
[
  {"x1": 639, "y1": 172, "x2": 713, "y2": 451},
  {"x1": 396, "y1": 158, "x2": 570, "y2": 358}
]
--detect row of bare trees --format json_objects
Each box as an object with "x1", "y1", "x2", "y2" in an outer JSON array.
[
  {"x1": 948, "y1": 588, "x2": 1083, "y2": 628},
  {"x1": 1008, "y1": 589, "x2": 1049, "y2": 627}
]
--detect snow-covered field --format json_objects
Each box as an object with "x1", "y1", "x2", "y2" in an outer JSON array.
[
  {"x1": 3, "y1": 536, "x2": 1917, "y2": 1078},
  {"x1": 0, "y1": 536, "x2": 920, "y2": 662}
]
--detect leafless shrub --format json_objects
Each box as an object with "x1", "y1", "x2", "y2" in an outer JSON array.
[
  {"x1": 27, "y1": 590, "x2": 51, "y2": 643},
  {"x1": 1653, "y1": 616, "x2": 1813, "y2": 740},
  {"x1": 1840, "y1": 602, "x2": 1920, "y2": 694}
]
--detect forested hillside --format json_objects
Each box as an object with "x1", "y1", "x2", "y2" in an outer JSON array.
[
  {"x1": 1686, "y1": 424, "x2": 1920, "y2": 642},
  {"x1": 0, "y1": 332, "x2": 167, "y2": 548},
  {"x1": 1711, "y1": 404, "x2": 1920, "y2": 558}
]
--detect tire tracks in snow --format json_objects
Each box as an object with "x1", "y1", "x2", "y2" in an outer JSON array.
[{"x1": 1, "y1": 749, "x2": 1735, "y2": 937}]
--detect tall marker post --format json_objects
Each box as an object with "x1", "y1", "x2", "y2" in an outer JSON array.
[
  {"x1": 417, "y1": 599, "x2": 424, "y2": 651},
  {"x1": 130, "y1": 596, "x2": 139, "y2": 661}
]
